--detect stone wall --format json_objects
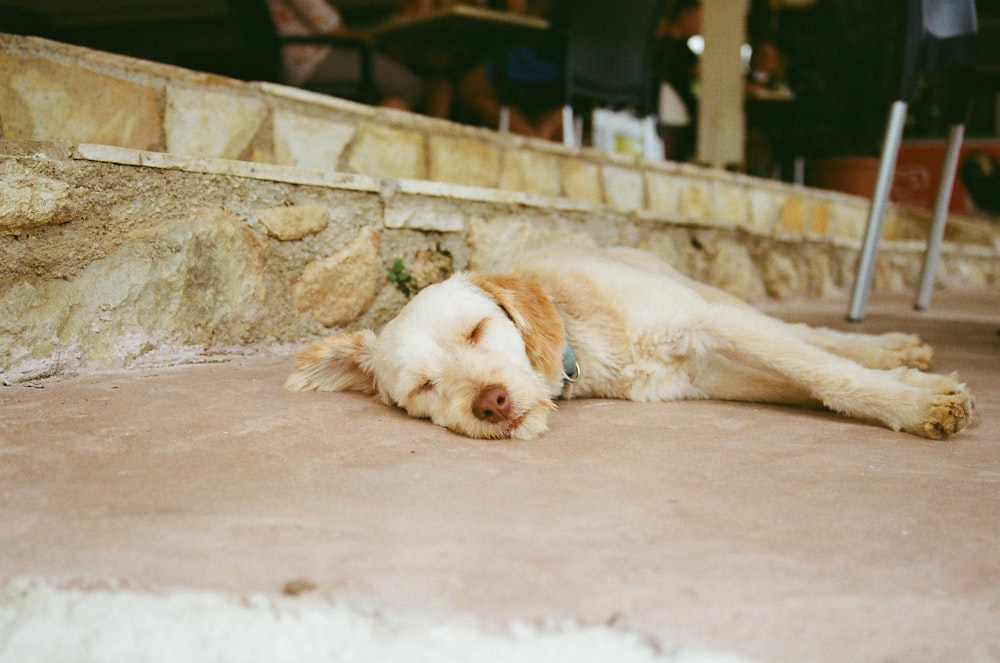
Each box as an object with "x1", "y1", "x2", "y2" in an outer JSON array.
[
  {"x1": 1, "y1": 34, "x2": 997, "y2": 380},
  {"x1": 3, "y1": 141, "x2": 997, "y2": 381}
]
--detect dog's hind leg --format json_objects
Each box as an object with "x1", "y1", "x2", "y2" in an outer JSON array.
[
  {"x1": 598, "y1": 248, "x2": 933, "y2": 369},
  {"x1": 785, "y1": 323, "x2": 934, "y2": 371},
  {"x1": 690, "y1": 306, "x2": 972, "y2": 439}
]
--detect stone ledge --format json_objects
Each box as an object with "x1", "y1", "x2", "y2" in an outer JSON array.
[
  {"x1": 73, "y1": 143, "x2": 383, "y2": 194},
  {"x1": 73, "y1": 143, "x2": 609, "y2": 214}
]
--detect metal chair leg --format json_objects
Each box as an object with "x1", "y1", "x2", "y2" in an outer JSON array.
[
  {"x1": 848, "y1": 100, "x2": 909, "y2": 322},
  {"x1": 499, "y1": 105, "x2": 511, "y2": 134},
  {"x1": 562, "y1": 105, "x2": 575, "y2": 147},
  {"x1": 915, "y1": 122, "x2": 964, "y2": 311}
]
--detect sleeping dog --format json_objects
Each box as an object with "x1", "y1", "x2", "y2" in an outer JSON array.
[{"x1": 286, "y1": 246, "x2": 972, "y2": 440}]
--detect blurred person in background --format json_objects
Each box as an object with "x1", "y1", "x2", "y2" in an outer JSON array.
[
  {"x1": 268, "y1": 0, "x2": 425, "y2": 111},
  {"x1": 454, "y1": 0, "x2": 568, "y2": 140},
  {"x1": 655, "y1": 0, "x2": 702, "y2": 161}
]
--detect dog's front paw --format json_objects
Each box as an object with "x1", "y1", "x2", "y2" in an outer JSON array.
[{"x1": 904, "y1": 380, "x2": 974, "y2": 440}]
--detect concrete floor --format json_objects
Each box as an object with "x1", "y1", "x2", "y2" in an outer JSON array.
[{"x1": 1, "y1": 290, "x2": 998, "y2": 663}]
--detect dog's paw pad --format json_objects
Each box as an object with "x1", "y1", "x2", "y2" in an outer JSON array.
[
  {"x1": 878, "y1": 333, "x2": 934, "y2": 370},
  {"x1": 901, "y1": 344, "x2": 934, "y2": 371},
  {"x1": 909, "y1": 385, "x2": 973, "y2": 440}
]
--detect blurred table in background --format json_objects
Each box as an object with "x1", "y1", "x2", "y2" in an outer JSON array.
[{"x1": 370, "y1": 5, "x2": 548, "y2": 74}]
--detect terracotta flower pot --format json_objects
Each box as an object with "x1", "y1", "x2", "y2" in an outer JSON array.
[{"x1": 806, "y1": 156, "x2": 880, "y2": 198}]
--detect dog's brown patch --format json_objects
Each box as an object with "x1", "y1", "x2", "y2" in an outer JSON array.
[
  {"x1": 471, "y1": 274, "x2": 565, "y2": 379},
  {"x1": 285, "y1": 330, "x2": 378, "y2": 393}
]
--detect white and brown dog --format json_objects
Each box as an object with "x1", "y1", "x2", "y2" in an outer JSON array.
[{"x1": 286, "y1": 246, "x2": 973, "y2": 440}]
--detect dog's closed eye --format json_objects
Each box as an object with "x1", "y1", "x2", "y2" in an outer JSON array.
[{"x1": 466, "y1": 318, "x2": 489, "y2": 345}]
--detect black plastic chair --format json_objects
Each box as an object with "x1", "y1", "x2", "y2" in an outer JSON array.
[
  {"x1": 228, "y1": 0, "x2": 377, "y2": 105},
  {"x1": 558, "y1": 0, "x2": 662, "y2": 147},
  {"x1": 495, "y1": 0, "x2": 661, "y2": 150},
  {"x1": 848, "y1": 0, "x2": 1000, "y2": 321}
]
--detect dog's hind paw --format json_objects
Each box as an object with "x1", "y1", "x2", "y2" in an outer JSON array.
[{"x1": 873, "y1": 333, "x2": 934, "y2": 371}]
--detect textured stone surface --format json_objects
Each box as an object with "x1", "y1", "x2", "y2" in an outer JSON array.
[
  {"x1": 428, "y1": 135, "x2": 500, "y2": 188},
  {"x1": 0, "y1": 160, "x2": 80, "y2": 234},
  {"x1": 1, "y1": 207, "x2": 271, "y2": 380},
  {"x1": 272, "y1": 110, "x2": 355, "y2": 171},
  {"x1": 384, "y1": 199, "x2": 465, "y2": 233},
  {"x1": 0, "y1": 55, "x2": 162, "y2": 149},
  {"x1": 713, "y1": 180, "x2": 749, "y2": 225},
  {"x1": 499, "y1": 149, "x2": 561, "y2": 197},
  {"x1": 467, "y1": 215, "x2": 600, "y2": 273},
  {"x1": 763, "y1": 251, "x2": 805, "y2": 299},
  {"x1": 778, "y1": 194, "x2": 809, "y2": 235},
  {"x1": 825, "y1": 199, "x2": 862, "y2": 239},
  {"x1": 678, "y1": 180, "x2": 712, "y2": 219},
  {"x1": 165, "y1": 85, "x2": 268, "y2": 159},
  {"x1": 701, "y1": 239, "x2": 766, "y2": 301},
  {"x1": 347, "y1": 123, "x2": 426, "y2": 180},
  {"x1": 806, "y1": 198, "x2": 833, "y2": 236},
  {"x1": 746, "y1": 188, "x2": 784, "y2": 234},
  {"x1": 257, "y1": 204, "x2": 330, "y2": 241},
  {"x1": 602, "y1": 164, "x2": 645, "y2": 212},
  {"x1": 644, "y1": 171, "x2": 679, "y2": 215},
  {"x1": 403, "y1": 246, "x2": 455, "y2": 294},
  {"x1": 291, "y1": 227, "x2": 381, "y2": 327},
  {"x1": 560, "y1": 158, "x2": 603, "y2": 203}
]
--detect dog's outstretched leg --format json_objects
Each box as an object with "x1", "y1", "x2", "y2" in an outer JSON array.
[
  {"x1": 692, "y1": 307, "x2": 972, "y2": 439},
  {"x1": 599, "y1": 248, "x2": 936, "y2": 371},
  {"x1": 787, "y1": 324, "x2": 934, "y2": 371}
]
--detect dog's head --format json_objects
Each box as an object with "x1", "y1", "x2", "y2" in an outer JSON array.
[{"x1": 286, "y1": 272, "x2": 568, "y2": 439}]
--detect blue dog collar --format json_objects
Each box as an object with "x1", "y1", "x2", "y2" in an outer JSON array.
[{"x1": 562, "y1": 336, "x2": 580, "y2": 383}]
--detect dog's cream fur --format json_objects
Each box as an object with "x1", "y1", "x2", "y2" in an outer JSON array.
[{"x1": 286, "y1": 247, "x2": 973, "y2": 440}]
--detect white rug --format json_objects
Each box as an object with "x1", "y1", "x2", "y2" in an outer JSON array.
[{"x1": 0, "y1": 579, "x2": 755, "y2": 663}]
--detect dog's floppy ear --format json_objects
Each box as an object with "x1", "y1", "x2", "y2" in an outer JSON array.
[
  {"x1": 285, "y1": 330, "x2": 378, "y2": 393},
  {"x1": 471, "y1": 274, "x2": 565, "y2": 377}
]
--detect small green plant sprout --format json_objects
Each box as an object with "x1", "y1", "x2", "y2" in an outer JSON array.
[{"x1": 388, "y1": 258, "x2": 413, "y2": 298}]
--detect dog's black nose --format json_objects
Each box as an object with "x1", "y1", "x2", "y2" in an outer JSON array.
[{"x1": 473, "y1": 384, "x2": 511, "y2": 423}]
